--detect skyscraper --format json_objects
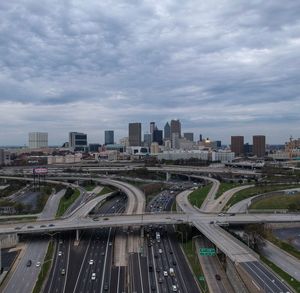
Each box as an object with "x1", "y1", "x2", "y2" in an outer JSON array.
[
  {"x1": 153, "y1": 129, "x2": 163, "y2": 145},
  {"x1": 28, "y1": 132, "x2": 48, "y2": 149},
  {"x1": 104, "y1": 130, "x2": 114, "y2": 145},
  {"x1": 184, "y1": 132, "x2": 194, "y2": 142},
  {"x1": 170, "y1": 119, "x2": 181, "y2": 138},
  {"x1": 150, "y1": 122, "x2": 156, "y2": 135},
  {"x1": 69, "y1": 132, "x2": 88, "y2": 151},
  {"x1": 164, "y1": 122, "x2": 171, "y2": 140},
  {"x1": 231, "y1": 136, "x2": 244, "y2": 156},
  {"x1": 143, "y1": 133, "x2": 152, "y2": 147},
  {"x1": 129, "y1": 123, "x2": 142, "y2": 146},
  {"x1": 253, "y1": 135, "x2": 266, "y2": 157}
]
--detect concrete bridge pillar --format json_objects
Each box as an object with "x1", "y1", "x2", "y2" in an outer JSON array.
[
  {"x1": 166, "y1": 172, "x2": 171, "y2": 181},
  {"x1": 76, "y1": 229, "x2": 80, "y2": 242}
]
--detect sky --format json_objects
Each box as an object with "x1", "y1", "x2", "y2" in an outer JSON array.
[{"x1": 0, "y1": 0, "x2": 300, "y2": 146}]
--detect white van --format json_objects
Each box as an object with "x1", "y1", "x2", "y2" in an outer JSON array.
[{"x1": 169, "y1": 268, "x2": 175, "y2": 276}]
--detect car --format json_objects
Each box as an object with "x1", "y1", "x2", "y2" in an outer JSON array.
[
  {"x1": 59, "y1": 239, "x2": 63, "y2": 244},
  {"x1": 91, "y1": 273, "x2": 96, "y2": 280},
  {"x1": 58, "y1": 251, "x2": 62, "y2": 256},
  {"x1": 48, "y1": 224, "x2": 55, "y2": 227},
  {"x1": 158, "y1": 277, "x2": 163, "y2": 283},
  {"x1": 158, "y1": 249, "x2": 163, "y2": 254},
  {"x1": 163, "y1": 271, "x2": 168, "y2": 277},
  {"x1": 109, "y1": 242, "x2": 112, "y2": 246},
  {"x1": 89, "y1": 259, "x2": 94, "y2": 265},
  {"x1": 104, "y1": 282, "x2": 109, "y2": 290},
  {"x1": 61, "y1": 268, "x2": 65, "y2": 275},
  {"x1": 218, "y1": 213, "x2": 225, "y2": 217},
  {"x1": 172, "y1": 285, "x2": 178, "y2": 292},
  {"x1": 15, "y1": 227, "x2": 21, "y2": 230},
  {"x1": 101, "y1": 252, "x2": 105, "y2": 256},
  {"x1": 103, "y1": 217, "x2": 109, "y2": 220},
  {"x1": 40, "y1": 225, "x2": 46, "y2": 228},
  {"x1": 36, "y1": 262, "x2": 41, "y2": 267},
  {"x1": 26, "y1": 260, "x2": 32, "y2": 267},
  {"x1": 209, "y1": 221, "x2": 214, "y2": 224},
  {"x1": 154, "y1": 253, "x2": 158, "y2": 258},
  {"x1": 169, "y1": 250, "x2": 173, "y2": 254},
  {"x1": 27, "y1": 226, "x2": 33, "y2": 229},
  {"x1": 149, "y1": 264, "x2": 153, "y2": 272},
  {"x1": 215, "y1": 274, "x2": 221, "y2": 281},
  {"x1": 172, "y1": 260, "x2": 177, "y2": 266},
  {"x1": 156, "y1": 266, "x2": 160, "y2": 272},
  {"x1": 230, "y1": 213, "x2": 236, "y2": 216}
]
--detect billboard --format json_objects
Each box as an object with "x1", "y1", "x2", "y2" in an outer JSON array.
[{"x1": 33, "y1": 167, "x2": 48, "y2": 175}]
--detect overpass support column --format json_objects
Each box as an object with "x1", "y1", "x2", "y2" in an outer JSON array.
[
  {"x1": 76, "y1": 229, "x2": 80, "y2": 242},
  {"x1": 166, "y1": 172, "x2": 171, "y2": 181}
]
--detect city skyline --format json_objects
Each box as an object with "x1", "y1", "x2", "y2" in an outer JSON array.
[{"x1": 0, "y1": 1, "x2": 300, "y2": 145}]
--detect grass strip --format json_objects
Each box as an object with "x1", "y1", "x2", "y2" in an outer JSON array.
[
  {"x1": 98, "y1": 186, "x2": 114, "y2": 196},
  {"x1": 260, "y1": 255, "x2": 300, "y2": 293},
  {"x1": 56, "y1": 188, "x2": 80, "y2": 217},
  {"x1": 264, "y1": 233, "x2": 300, "y2": 260},
  {"x1": 188, "y1": 184, "x2": 212, "y2": 208},
  {"x1": 225, "y1": 184, "x2": 300, "y2": 209},
  {"x1": 250, "y1": 193, "x2": 300, "y2": 210},
  {"x1": 215, "y1": 182, "x2": 241, "y2": 199},
  {"x1": 182, "y1": 240, "x2": 209, "y2": 293},
  {"x1": 32, "y1": 241, "x2": 54, "y2": 293}
]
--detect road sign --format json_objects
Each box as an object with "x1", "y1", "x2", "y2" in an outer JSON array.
[
  {"x1": 199, "y1": 275, "x2": 205, "y2": 281},
  {"x1": 33, "y1": 168, "x2": 48, "y2": 175},
  {"x1": 199, "y1": 247, "x2": 216, "y2": 256}
]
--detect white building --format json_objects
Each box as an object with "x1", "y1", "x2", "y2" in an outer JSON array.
[
  {"x1": 47, "y1": 153, "x2": 82, "y2": 164},
  {"x1": 29, "y1": 132, "x2": 48, "y2": 149}
]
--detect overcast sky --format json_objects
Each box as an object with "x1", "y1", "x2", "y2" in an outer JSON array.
[{"x1": 0, "y1": 0, "x2": 299, "y2": 146}]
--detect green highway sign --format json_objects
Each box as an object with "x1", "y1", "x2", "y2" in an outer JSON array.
[
  {"x1": 199, "y1": 247, "x2": 216, "y2": 256},
  {"x1": 199, "y1": 275, "x2": 205, "y2": 281}
]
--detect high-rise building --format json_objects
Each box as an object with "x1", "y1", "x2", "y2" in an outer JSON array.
[
  {"x1": 69, "y1": 132, "x2": 88, "y2": 152},
  {"x1": 231, "y1": 136, "x2": 244, "y2": 156},
  {"x1": 199, "y1": 134, "x2": 203, "y2": 142},
  {"x1": 253, "y1": 135, "x2": 266, "y2": 157},
  {"x1": 164, "y1": 122, "x2": 171, "y2": 140},
  {"x1": 143, "y1": 133, "x2": 152, "y2": 147},
  {"x1": 172, "y1": 133, "x2": 180, "y2": 149},
  {"x1": 0, "y1": 149, "x2": 4, "y2": 165},
  {"x1": 170, "y1": 119, "x2": 181, "y2": 138},
  {"x1": 184, "y1": 132, "x2": 194, "y2": 142},
  {"x1": 150, "y1": 122, "x2": 156, "y2": 135},
  {"x1": 129, "y1": 123, "x2": 142, "y2": 146},
  {"x1": 28, "y1": 132, "x2": 48, "y2": 149},
  {"x1": 153, "y1": 129, "x2": 163, "y2": 145},
  {"x1": 104, "y1": 130, "x2": 114, "y2": 145}
]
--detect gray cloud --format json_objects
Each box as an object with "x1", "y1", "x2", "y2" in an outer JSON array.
[{"x1": 0, "y1": 0, "x2": 299, "y2": 145}]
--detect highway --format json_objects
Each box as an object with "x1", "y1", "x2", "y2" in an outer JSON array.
[
  {"x1": 195, "y1": 238, "x2": 234, "y2": 293},
  {"x1": 260, "y1": 239, "x2": 300, "y2": 282},
  {"x1": 176, "y1": 189, "x2": 293, "y2": 293},
  {"x1": 44, "y1": 193, "x2": 127, "y2": 293},
  {"x1": 3, "y1": 189, "x2": 66, "y2": 293}
]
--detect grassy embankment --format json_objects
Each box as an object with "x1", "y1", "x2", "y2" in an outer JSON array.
[
  {"x1": 225, "y1": 184, "x2": 300, "y2": 210},
  {"x1": 56, "y1": 188, "x2": 80, "y2": 217},
  {"x1": 215, "y1": 182, "x2": 241, "y2": 199},
  {"x1": 260, "y1": 256, "x2": 300, "y2": 293},
  {"x1": 188, "y1": 184, "x2": 212, "y2": 208},
  {"x1": 98, "y1": 186, "x2": 115, "y2": 196},
  {"x1": 250, "y1": 193, "x2": 300, "y2": 210}
]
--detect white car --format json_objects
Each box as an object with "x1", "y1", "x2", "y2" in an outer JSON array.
[
  {"x1": 58, "y1": 251, "x2": 62, "y2": 256},
  {"x1": 91, "y1": 273, "x2": 96, "y2": 280},
  {"x1": 89, "y1": 259, "x2": 94, "y2": 265},
  {"x1": 163, "y1": 271, "x2": 168, "y2": 277},
  {"x1": 218, "y1": 213, "x2": 225, "y2": 217},
  {"x1": 158, "y1": 249, "x2": 163, "y2": 254},
  {"x1": 36, "y1": 262, "x2": 41, "y2": 267},
  {"x1": 172, "y1": 285, "x2": 177, "y2": 291}
]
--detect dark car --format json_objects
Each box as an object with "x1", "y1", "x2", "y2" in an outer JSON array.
[
  {"x1": 48, "y1": 224, "x2": 55, "y2": 227},
  {"x1": 104, "y1": 283, "x2": 109, "y2": 290},
  {"x1": 215, "y1": 274, "x2": 221, "y2": 281},
  {"x1": 26, "y1": 260, "x2": 32, "y2": 267},
  {"x1": 151, "y1": 284, "x2": 156, "y2": 291}
]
